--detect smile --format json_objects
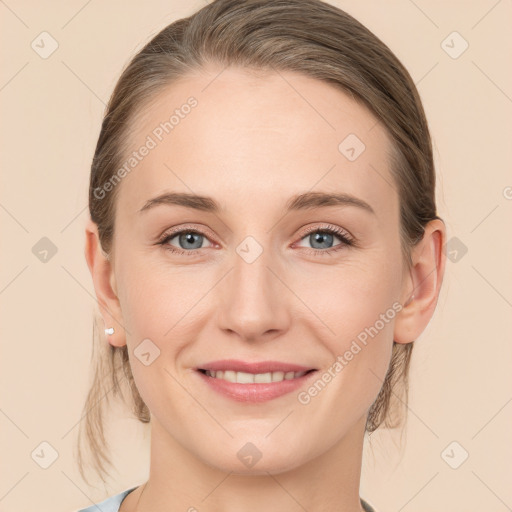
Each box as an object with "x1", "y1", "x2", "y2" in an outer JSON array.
[
  {"x1": 198, "y1": 369, "x2": 314, "y2": 383},
  {"x1": 195, "y1": 368, "x2": 318, "y2": 403}
]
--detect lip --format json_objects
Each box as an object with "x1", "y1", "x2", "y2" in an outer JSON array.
[
  {"x1": 195, "y1": 359, "x2": 316, "y2": 374},
  {"x1": 194, "y1": 360, "x2": 318, "y2": 403}
]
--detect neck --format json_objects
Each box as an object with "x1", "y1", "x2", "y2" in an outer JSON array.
[{"x1": 129, "y1": 414, "x2": 367, "y2": 512}]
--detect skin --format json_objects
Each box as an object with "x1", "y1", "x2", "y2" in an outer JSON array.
[{"x1": 85, "y1": 65, "x2": 446, "y2": 512}]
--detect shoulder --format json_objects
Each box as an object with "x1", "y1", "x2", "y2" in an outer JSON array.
[{"x1": 76, "y1": 486, "x2": 138, "y2": 512}]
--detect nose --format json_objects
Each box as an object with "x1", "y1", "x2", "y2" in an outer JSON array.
[{"x1": 216, "y1": 242, "x2": 291, "y2": 343}]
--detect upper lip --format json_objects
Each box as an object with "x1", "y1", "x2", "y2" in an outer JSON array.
[{"x1": 196, "y1": 359, "x2": 317, "y2": 374}]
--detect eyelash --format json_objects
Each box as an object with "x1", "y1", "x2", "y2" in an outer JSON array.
[
  {"x1": 157, "y1": 223, "x2": 355, "y2": 257},
  {"x1": 297, "y1": 224, "x2": 355, "y2": 256}
]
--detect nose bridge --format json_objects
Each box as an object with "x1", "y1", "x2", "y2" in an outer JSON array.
[{"x1": 216, "y1": 235, "x2": 290, "y2": 340}]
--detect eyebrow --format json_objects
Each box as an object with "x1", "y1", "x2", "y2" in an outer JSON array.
[{"x1": 138, "y1": 191, "x2": 375, "y2": 215}]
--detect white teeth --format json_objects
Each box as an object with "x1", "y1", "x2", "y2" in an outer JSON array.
[
  {"x1": 271, "y1": 371, "x2": 284, "y2": 382},
  {"x1": 204, "y1": 369, "x2": 309, "y2": 383},
  {"x1": 255, "y1": 372, "x2": 273, "y2": 383}
]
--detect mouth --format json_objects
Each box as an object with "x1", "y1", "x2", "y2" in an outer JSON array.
[
  {"x1": 197, "y1": 368, "x2": 317, "y2": 384},
  {"x1": 195, "y1": 366, "x2": 318, "y2": 403},
  {"x1": 193, "y1": 359, "x2": 318, "y2": 402}
]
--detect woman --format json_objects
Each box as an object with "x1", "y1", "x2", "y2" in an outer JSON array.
[{"x1": 77, "y1": 0, "x2": 446, "y2": 510}]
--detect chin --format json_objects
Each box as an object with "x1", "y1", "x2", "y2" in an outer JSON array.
[{"x1": 203, "y1": 447, "x2": 304, "y2": 476}]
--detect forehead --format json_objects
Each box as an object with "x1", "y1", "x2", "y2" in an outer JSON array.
[{"x1": 116, "y1": 66, "x2": 398, "y2": 221}]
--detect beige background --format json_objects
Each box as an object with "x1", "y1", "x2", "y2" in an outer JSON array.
[{"x1": 1, "y1": 1, "x2": 511, "y2": 511}]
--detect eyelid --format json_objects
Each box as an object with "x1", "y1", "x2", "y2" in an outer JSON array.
[
  {"x1": 158, "y1": 222, "x2": 356, "y2": 255},
  {"x1": 157, "y1": 223, "x2": 218, "y2": 244},
  {"x1": 291, "y1": 223, "x2": 356, "y2": 255},
  {"x1": 296, "y1": 223, "x2": 354, "y2": 243}
]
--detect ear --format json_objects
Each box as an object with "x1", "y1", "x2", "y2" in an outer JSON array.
[
  {"x1": 84, "y1": 218, "x2": 126, "y2": 347},
  {"x1": 394, "y1": 218, "x2": 447, "y2": 344}
]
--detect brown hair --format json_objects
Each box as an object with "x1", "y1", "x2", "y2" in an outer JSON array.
[{"x1": 78, "y1": 0, "x2": 442, "y2": 484}]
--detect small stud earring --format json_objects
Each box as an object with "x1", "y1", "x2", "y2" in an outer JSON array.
[{"x1": 105, "y1": 327, "x2": 115, "y2": 336}]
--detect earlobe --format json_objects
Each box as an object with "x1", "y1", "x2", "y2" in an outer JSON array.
[
  {"x1": 393, "y1": 219, "x2": 447, "y2": 345},
  {"x1": 84, "y1": 218, "x2": 127, "y2": 347}
]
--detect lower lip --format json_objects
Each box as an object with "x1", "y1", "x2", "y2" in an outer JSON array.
[{"x1": 195, "y1": 370, "x2": 318, "y2": 403}]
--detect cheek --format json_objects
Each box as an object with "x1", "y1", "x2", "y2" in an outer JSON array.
[
  {"x1": 301, "y1": 250, "x2": 401, "y2": 390},
  {"x1": 116, "y1": 249, "x2": 190, "y2": 336},
  {"x1": 298, "y1": 253, "x2": 400, "y2": 337},
  {"x1": 297, "y1": 266, "x2": 398, "y2": 427},
  {"x1": 116, "y1": 262, "x2": 193, "y2": 411},
  {"x1": 115, "y1": 255, "x2": 208, "y2": 384}
]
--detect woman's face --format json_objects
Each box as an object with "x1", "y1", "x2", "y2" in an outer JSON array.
[{"x1": 103, "y1": 66, "x2": 413, "y2": 473}]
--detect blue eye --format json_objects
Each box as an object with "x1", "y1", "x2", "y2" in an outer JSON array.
[
  {"x1": 159, "y1": 229, "x2": 212, "y2": 254},
  {"x1": 158, "y1": 223, "x2": 355, "y2": 257},
  {"x1": 295, "y1": 225, "x2": 355, "y2": 256}
]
